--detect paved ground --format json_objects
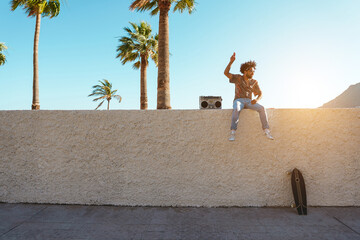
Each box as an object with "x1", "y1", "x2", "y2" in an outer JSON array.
[{"x1": 0, "y1": 204, "x2": 359, "y2": 240}]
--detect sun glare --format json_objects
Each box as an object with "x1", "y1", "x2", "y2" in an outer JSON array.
[{"x1": 287, "y1": 74, "x2": 327, "y2": 108}]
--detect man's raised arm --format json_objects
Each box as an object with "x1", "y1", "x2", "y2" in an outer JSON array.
[{"x1": 224, "y1": 52, "x2": 236, "y2": 79}]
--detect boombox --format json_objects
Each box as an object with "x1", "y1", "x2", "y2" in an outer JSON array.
[{"x1": 199, "y1": 96, "x2": 222, "y2": 109}]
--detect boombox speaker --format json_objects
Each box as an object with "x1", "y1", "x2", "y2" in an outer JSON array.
[{"x1": 199, "y1": 96, "x2": 222, "y2": 109}]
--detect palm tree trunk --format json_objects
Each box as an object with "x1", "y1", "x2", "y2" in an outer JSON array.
[
  {"x1": 157, "y1": 0, "x2": 171, "y2": 109},
  {"x1": 32, "y1": 13, "x2": 41, "y2": 110},
  {"x1": 140, "y1": 55, "x2": 148, "y2": 110},
  {"x1": 107, "y1": 99, "x2": 110, "y2": 110}
]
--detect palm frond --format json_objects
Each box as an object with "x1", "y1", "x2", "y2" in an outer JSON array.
[
  {"x1": 0, "y1": 43, "x2": 7, "y2": 66},
  {"x1": 129, "y1": 0, "x2": 154, "y2": 11},
  {"x1": 113, "y1": 95, "x2": 122, "y2": 103},
  {"x1": 42, "y1": 0, "x2": 60, "y2": 18},
  {"x1": 139, "y1": 21, "x2": 152, "y2": 37},
  {"x1": 0, "y1": 43, "x2": 8, "y2": 52},
  {"x1": 94, "y1": 100, "x2": 105, "y2": 110},
  {"x1": 11, "y1": 0, "x2": 61, "y2": 18},
  {"x1": 150, "y1": 51, "x2": 158, "y2": 66},
  {"x1": 173, "y1": 0, "x2": 196, "y2": 13},
  {"x1": 118, "y1": 36, "x2": 134, "y2": 44},
  {"x1": 10, "y1": 0, "x2": 25, "y2": 11},
  {"x1": 123, "y1": 27, "x2": 133, "y2": 35},
  {"x1": 132, "y1": 61, "x2": 141, "y2": 69},
  {"x1": 88, "y1": 91, "x2": 105, "y2": 97},
  {"x1": 150, "y1": 6, "x2": 159, "y2": 16},
  {"x1": 129, "y1": 22, "x2": 139, "y2": 32},
  {"x1": 123, "y1": 52, "x2": 140, "y2": 65},
  {"x1": 0, "y1": 54, "x2": 6, "y2": 66},
  {"x1": 92, "y1": 96, "x2": 106, "y2": 102},
  {"x1": 13, "y1": 0, "x2": 38, "y2": 17},
  {"x1": 91, "y1": 84, "x2": 103, "y2": 88},
  {"x1": 103, "y1": 79, "x2": 112, "y2": 88}
]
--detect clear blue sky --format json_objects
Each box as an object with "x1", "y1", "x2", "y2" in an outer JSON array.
[{"x1": 1, "y1": 0, "x2": 359, "y2": 110}]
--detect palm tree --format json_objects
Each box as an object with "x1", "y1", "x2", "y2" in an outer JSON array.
[
  {"x1": 0, "y1": 43, "x2": 7, "y2": 66},
  {"x1": 11, "y1": 0, "x2": 61, "y2": 110},
  {"x1": 116, "y1": 21, "x2": 158, "y2": 110},
  {"x1": 88, "y1": 79, "x2": 122, "y2": 110},
  {"x1": 130, "y1": 0, "x2": 196, "y2": 109}
]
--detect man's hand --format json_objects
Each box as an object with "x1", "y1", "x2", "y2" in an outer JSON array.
[
  {"x1": 224, "y1": 52, "x2": 236, "y2": 79},
  {"x1": 230, "y1": 52, "x2": 236, "y2": 63},
  {"x1": 251, "y1": 99, "x2": 258, "y2": 105}
]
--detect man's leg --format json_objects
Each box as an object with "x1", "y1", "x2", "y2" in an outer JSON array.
[
  {"x1": 229, "y1": 99, "x2": 245, "y2": 141},
  {"x1": 245, "y1": 101, "x2": 274, "y2": 139}
]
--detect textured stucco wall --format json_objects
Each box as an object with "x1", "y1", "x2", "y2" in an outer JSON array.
[{"x1": 0, "y1": 109, "x2": 359, "y2": 207}]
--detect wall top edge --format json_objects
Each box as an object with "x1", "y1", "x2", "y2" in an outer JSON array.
[{"x1": 0, "y1": 108, "x2": 359, "y2": 112}]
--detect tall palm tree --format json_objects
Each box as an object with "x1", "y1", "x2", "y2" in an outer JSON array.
[
  {"x1": 88, "y1": 79, "x2": 122, "y2": 110},
  {"x1": 130, "y1": 0, "x2": 196, "y2": 109},
  {"x1": 11, "y1": 0, "x2": 61, "y2": 110},
  {"x1": 116, "y1": 21, "x2": 158, "y2": 110},
  {"x1": 0, "y1": 43, "x2": 7, "y2": 66}
]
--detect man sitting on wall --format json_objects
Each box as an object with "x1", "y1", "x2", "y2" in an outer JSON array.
[{"x1": 224, "y1": 52, "x2": 274, "y2": 141}]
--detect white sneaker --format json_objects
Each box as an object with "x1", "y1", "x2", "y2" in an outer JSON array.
[
  {"x1": 229, "y1": 130, "x2": 236, "y2": 141},
  {"x1": 264, "y1": 129, "x2": 274, "y2": 140}
]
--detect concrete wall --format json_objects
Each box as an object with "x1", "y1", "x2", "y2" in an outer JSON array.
[{"x1": 0, "y1": 109, "x2": 359, "y2": 207}]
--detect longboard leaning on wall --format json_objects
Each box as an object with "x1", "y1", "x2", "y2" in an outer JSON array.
[{"x1": 287, "y1": 168, "x2": 307, "y2": 215}]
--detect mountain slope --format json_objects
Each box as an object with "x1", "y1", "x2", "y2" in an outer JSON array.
[{"x1": 320, "y1": 82, "x2": 360, "y2": 108}]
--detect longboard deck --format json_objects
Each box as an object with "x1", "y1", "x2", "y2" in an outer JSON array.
[{"x1": 291, "y1": 168, "x2": 307, "y2": 215}]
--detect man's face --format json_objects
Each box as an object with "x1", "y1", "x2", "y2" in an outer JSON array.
[{"x1": 244, "y1": 67, "x2": 255, "y2": 79}]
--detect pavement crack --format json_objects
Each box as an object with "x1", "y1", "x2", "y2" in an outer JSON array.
[
  {"x1": 0, "y1": 205, "x2": 48, "y2": 238},
  {"x1": 333, "y1": 217, "x2": 360, "y2": 235},
  {"x1": 0, "y1": 224, "x2": 22, "y2": 238},
  {"x1": 28, "y1": 205, "x2": 48, "y2": 221}
]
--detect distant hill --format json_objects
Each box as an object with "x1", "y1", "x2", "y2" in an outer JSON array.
[{"x1": 320, "y1": 82, "x2": 360, "y2": 108}]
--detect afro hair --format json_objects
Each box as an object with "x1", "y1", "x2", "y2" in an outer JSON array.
[{"x1": 240, "y1": 60, "x2": 257, "y2": 74}]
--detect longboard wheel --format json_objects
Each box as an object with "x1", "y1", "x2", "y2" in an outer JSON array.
[
  {"x1": 286, "y1": 170, "x2": 292, "y2": 175},
  {"x1": 291, "y1": 203, "x2": 296, "y2": 208}
]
